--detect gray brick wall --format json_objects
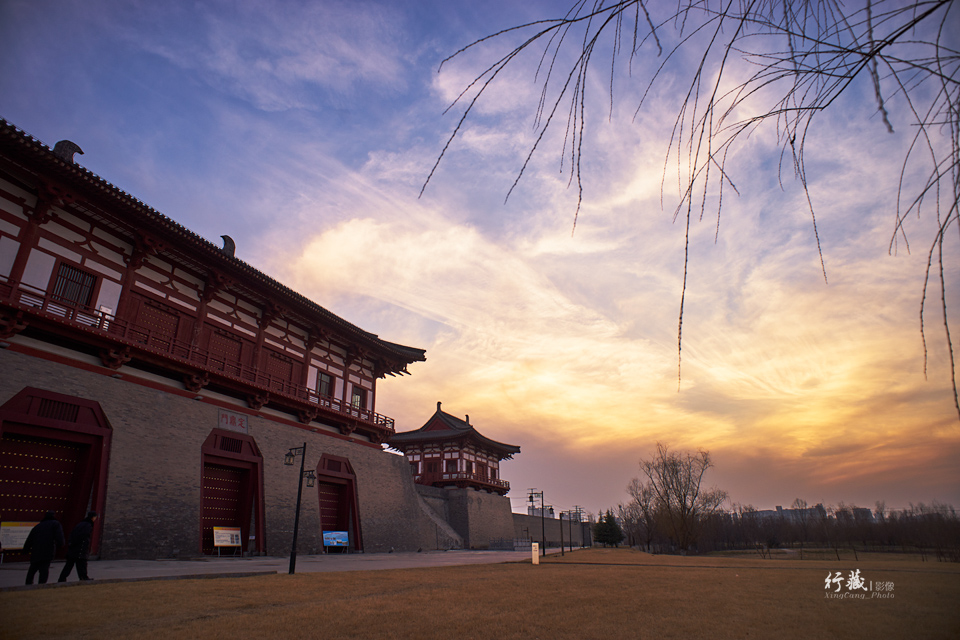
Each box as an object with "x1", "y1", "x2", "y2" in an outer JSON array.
[
  {"x1": 0, "y1": 346, "x2": 441, "y2": 559},
  {"x1": 513, "y1": 513, "x2": 588, "y2": 548},
  {"x1": 442, "y1": 487, "x2": 514, "y2": 549}
]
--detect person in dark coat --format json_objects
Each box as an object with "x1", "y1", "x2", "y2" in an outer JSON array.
[
  {"x1": 23, "y1": 510, "x2": 65, "y2": 585},
  {"x1": 58, "y1": 511, "x2": 98, "y2": 582}
]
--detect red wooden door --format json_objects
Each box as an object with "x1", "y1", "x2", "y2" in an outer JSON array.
[
  {"x1": 207, "y1": 330, "x2": 243, "y2": 377},
  {"x1": 317, "y1": 482, "x2": 343, "y2": 533},
  {"x1": 263, "y1": 350, "x2": 294, "y2": 392},
  {"x1": 200, "y1": 463, "x2": 245, "y2": 555},
  {"x1": 0, "y1": 433, "x2": 84, "y2": 560}
]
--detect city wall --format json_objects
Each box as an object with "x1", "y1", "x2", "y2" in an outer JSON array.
[{"x1": 0, "y1": 343, "x2": 442, "y2": 558}]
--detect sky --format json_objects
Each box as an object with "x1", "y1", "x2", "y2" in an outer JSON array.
[{"x1": 1, "y1": 0, "x2": 957, "y2": 517}]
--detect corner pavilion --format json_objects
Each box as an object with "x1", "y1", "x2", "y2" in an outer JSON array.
[{"x1": 388, "y1": 402, "x2": 520, "y2": 496}]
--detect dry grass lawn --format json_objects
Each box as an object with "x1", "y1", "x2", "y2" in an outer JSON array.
[{"x1": 1, "y1": 548, "x2": 958, "y2": 639}]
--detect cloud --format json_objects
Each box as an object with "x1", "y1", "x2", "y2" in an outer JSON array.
[
  {"x1": 279, "y1": 208, "x2": 682, "y2": 429},
  {"x1": 121, "y1": 0, "x2": 410, "y2": 112},
  {"x1": 258, "y1": 59, "x2": 958, "y2": 510}
]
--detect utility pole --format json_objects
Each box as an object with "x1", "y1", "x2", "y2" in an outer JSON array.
[{"x1": 573, "y1": 506, "x2": 586, "y2": 548}]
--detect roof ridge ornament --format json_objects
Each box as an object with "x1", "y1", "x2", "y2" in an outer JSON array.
[
  {"x1": 220, "y1": 235, "x2": 236, "y2": 257},
  {"x1": 53, "y1": 139, "x2": 83, "y2": 163}
]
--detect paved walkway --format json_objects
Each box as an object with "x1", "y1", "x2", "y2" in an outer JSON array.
[{"x1": 0, "y1": 548, "x2": 550, "y2": 590}]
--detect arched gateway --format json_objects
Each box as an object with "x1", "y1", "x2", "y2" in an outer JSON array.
[
  {"x1": 199, "y1": 429, "x2": 265, "y2": 556},
  {"x1": 0, "y1": 387, "x2": 111, "y2": 559}
]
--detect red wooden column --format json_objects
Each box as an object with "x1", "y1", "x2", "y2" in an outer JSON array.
[
  {"x1": 343, "y1": 345, "x2": 370, "y2": 409},
  {"x1": 113, "y1": 233, "x2": 166, "y2": 326},
  {"x1": 302, "y1": 325, "x2": 331, "y2": 391},
  {"x1": 191, "y1": 270, "x2": 233, "y2": 348},
  {"x1": 252, "y1": 301, "x2": 283, "y2": 371}
]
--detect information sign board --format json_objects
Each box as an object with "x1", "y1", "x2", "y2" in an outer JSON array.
[
  {"x1": 323, "y1": 531, "x2": 349, "y2": 547},
  {"x1": 1, "y1": 522, "x2": 38, "y2": 550},
  {"x1": 213, "y1": 526, "x2": 242, "y2": 547}
]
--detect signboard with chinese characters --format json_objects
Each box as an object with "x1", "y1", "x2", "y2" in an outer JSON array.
[
  {"x1": 1, "y1": 522, "x2": 38, "y2": 550},
  {"x1": 213, "y1": 526, "x2": 242, "y2": 547},
  {"x1": 218, "y1": 409, "x2": 248, "y2": 434},
  {"x1": 323, "y1": 531, "x2": 349, "y2": 547}
]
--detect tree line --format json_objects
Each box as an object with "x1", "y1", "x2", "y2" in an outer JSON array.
[
  {"x1": 703, "y1": 501, "x2": 960, "y2": 562},
  {"x1": 610, "y1": 444, "x2": 959, "y2": 562}
]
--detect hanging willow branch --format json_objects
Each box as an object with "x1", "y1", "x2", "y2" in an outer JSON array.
[{"x1": 423, "y1": 0, "x2": 959, "y2": 419}]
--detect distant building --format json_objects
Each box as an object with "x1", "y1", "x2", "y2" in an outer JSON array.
[
  {"x1": 836, "y1": 507, "x2": 876, "y2": 524},
  {"x1": 745, "y1": 504, "x2": 828, "y2": 523}
]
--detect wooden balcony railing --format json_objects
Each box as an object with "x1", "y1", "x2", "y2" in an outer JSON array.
[
  {"x1": 0, "y1": 278, "x2": 394, "y2": 432},
  {"x1": 415, "y1": 471, "x2": 510, "y2": 493}
]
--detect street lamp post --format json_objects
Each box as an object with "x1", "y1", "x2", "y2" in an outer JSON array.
[
  {"x1": 284, "y1": 443, "x2": 316, "y2": 575},
  {"x1": 559, "y1": 510, "x2": 564, "y2": 556},
  {"x1": 528, "y1": 489, "x2": 545, "y2": 556}
]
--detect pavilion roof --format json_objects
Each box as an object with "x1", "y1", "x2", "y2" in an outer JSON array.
[{"x1": 387, "y1": 402, "x2": 521, "y2": 459}]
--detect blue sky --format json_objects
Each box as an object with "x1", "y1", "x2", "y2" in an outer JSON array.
[{"x1": 2, "y1": 0, "x2": 958, "y2": 516}]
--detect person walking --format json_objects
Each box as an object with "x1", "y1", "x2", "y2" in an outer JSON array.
[
  {"x1": 58, "y1": 511, "x2": 98, "y2": 582},
  {"x1": 23, "y1": 510, "x2": 65, "y2": 585}
]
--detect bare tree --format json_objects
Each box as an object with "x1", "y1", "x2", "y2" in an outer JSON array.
[
  {"x1": 617, "y1": 500, "x2": 642, "y2": 547},
  {"x1": 732, "y1": 503, "x2": 765, "y2": 557},
  {"x1": 636, "y1": 443, "x2": 728, "y2": 553},
  {"x1": 626, "y1": 476, "x2": 662, "y2": 552},
  {"x1": 426, "y1": 0, "x2": 959, "y2": 417},
  {"x1": 792, "y1": 497, "x2": 811, "y2": 559}
]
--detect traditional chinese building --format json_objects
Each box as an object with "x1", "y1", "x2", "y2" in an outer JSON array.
[
  {"x1": 0, "y1": 119, "x2": 442, "y2": 558},
  {"x1": 388, "y1": 402, "x2": 519, "y2": 496}
]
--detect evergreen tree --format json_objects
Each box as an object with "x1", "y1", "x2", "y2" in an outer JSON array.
[{"x1": 594, "y1": 510, "x2": 625, "y2": 548}]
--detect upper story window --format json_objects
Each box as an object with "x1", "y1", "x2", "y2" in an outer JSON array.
[
  {"x1": 351, "y1": 386, "x2": 366, "y2": 409},
  {"x1": 317, "y1": 372, "x2": 333, "y2": 397},
  {"x1": 52, "y1": 263, "x2": 96, "y2": 308}
]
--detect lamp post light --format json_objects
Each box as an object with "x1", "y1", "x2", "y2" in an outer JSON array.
[
  {"x1": 558, "y1": 510, "x2": 564, "y2": 556},
  {"x1": 528, "y1": 489, "x2": 545, "y2": 556},
  {"x1": 284, "y1": 443, "x2": 316, "y2": 575}
]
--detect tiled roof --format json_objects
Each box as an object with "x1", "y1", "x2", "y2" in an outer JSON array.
[{"x1": 388, "y1": 403, "x2": 520, "y2": 458}]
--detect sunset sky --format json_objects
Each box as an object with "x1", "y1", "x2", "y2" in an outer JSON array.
[{"x1": 2, "y1": 0, "x2": 957, "y2": 517}]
